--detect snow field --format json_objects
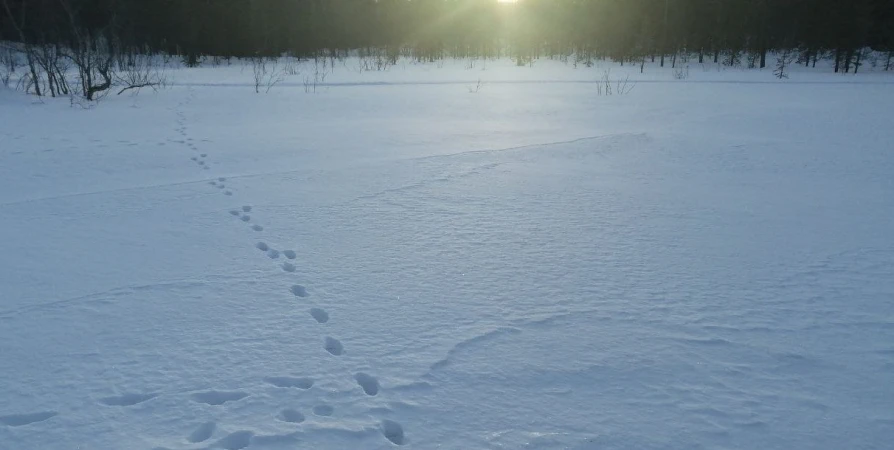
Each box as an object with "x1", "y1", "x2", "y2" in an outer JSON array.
[{"x1": 1, "y1": 60, "x2": 893, "y2": 449}]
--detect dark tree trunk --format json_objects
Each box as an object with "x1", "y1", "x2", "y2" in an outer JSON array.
[
  {"x1": 1, "y1": 0, "x2": 42, "y2": 96},
  {"x1": 24, "y1": 49, "x2": 42, "y2": 96},
  {"x1": 45, "y1": 64, "x2": 56, "y2": 97},
  {"x1": 759, "y1": 48, "x2": 767, "y2": 68},
  {"x1": 660, "y1": 0, "x2": 668, "y2": 68},
  {"x1": 86, "y1": 66, "x2": 112, "y2": 100},
  {"x1": 714, "y1": 48, "x2": 719, "y2": 63},
  {"x1": 726, "y1": 49, "x2": 738, "y2": 67},
  {"x1": 886, "y1": 51, "x2": 892, "y2": 71},
  {"x1": 185, "y1": 52, "x2": 199, "y2": 67},
  {"x1": 698, "y1": 48, "x2": 704, "y2": 64},
  {"x1": 834, "y1": 48, "x2": 841, "y2": 73},
  {"x1": 854, "y1": 50, "x2": 862, "y2": 74},
  {"x1": 844, "y1": 48, "x2": 854, "y2": 73}
]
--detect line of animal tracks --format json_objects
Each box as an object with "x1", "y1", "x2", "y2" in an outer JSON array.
[
  {"x1": 0, "y1": 87, "x2": 406, "y2": 449},
  {"x1": 177, "y1": 88, "x2": 406, "y2": 447}
]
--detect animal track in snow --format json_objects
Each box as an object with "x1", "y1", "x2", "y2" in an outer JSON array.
[
  {"x1": 381, "y1": 420, "x2": 406, "y2": 445},
  {"x1": 282, "y1": 250, "x2": 297, "y2": 259},
  {"x1": 252, "y1": 224, "x2": 263, "y2": 231},
  {"x1": 240, "y1": 215, "x2": 250, "y2": 222},
  {"x1": 0, "y1": 411, "x2": 57, "y2": 426},
  {"x1": 209, "y1": 181, "x2": 217, "y2": 186},
  {"x1": 354, "y1": 373, "x2": 380, "y2": 396},
  {"x1": 309, "y1": 308, "x2": 329, "y2": 323},
  {"x1": 99, "y1": 393, "x2": 157, "y2": 406},
  {"x1": 230, "y1": 210, "x2": 241, "y2": 216},
  {"x1": 324, "y1": 337, "x2": 344, "y2": 356},
  {"x1": 290, "y1": 285, "x2": 308, "y2": 297},
  {"x1": 197, "y1": 161, "x2": 205, "y2": 166},
  {"x1": 187, "y1": 422, "x2": 216, "y2": 443},
  {"x1": 191, "y1": 156, "x2": 198, "y2": 161},
  {"x1": 256, "y1": 242, "x2": 269, "y2": 251},
  {"x1": 200, "y1": 153, "x2": 208, "y2": 157},
  {"x1": 267, "y1": 249, "x2": 280, "y2": 259},
  {"x1": 218, "y1": 177, "x2": 226, "y2": 182},
  {"x1": 278, "y1": 409, "x2": 305, "y2": 423},
  {"x1": 282, "y1": 262, "x2": 296, "y2": 272},
  {"x1": 216, "y1": 184, "x2": 225, "y2": 189},
  {"x1": 216, "y1": 431, "x2": 253, "y2": 450},
  {"x1": 264, "y1": 376, "x2": 314, "y2": 389},
  {"x1": 313, "y1": 405, "x2": 334, "y2": 417},
  {"x1": 224, "y1": 191, "x2": 233, "y2": 196},
  {"x1": 242, "y1": 205, "x2": 252, "y2": 212},
  {"x1": 190, "y1": 390, "x2": 248, "y2": 405}
]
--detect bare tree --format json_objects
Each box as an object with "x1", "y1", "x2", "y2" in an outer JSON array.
[
  {"x1": 594, "y1": 69, "x2": 635, "y2": 96},
  {"x1": 0, "y1": 43, "x2": 18, "y2": 88},
  {"x1": 774, "y1": 50, "x2": 797, "y2": 79},
  {"x1": 282, "y1": 55, "x2": 300, "y2": 76},
  {"x1": 615, "y1": 74, "x2": 636, "y2": 95},
  {"x1": 1, "y1": 0, "x2": 42, "y2": 96},
  {"x1": 853, "y1": 48, "x2": 868, "y2": 74},
  {"x1": 303, "y1": 57, "x2": 328, "y2": 93},
  {"x1": 116, "y1": 47, "x2": 168, "y2": 95},
  {"x1": 68, "y1": 34, "x2": 115, "y2": 100},
  {"x1": 33, "y1": 42, "x2": 71, "y2": 97},
  {"x1": 250, "y1": 56, "x2": 284, "y2": 93},
  {"x1": 57, "y1": 0, "x2": 116, "y2": 101},
  {"x1": 466, "y1": 78, "x2": 482, "y2": 93}
]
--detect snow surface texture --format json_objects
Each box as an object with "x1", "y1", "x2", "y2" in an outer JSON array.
[{"x1": 1, "y1": 60, "x2": 894, "y2": 449}]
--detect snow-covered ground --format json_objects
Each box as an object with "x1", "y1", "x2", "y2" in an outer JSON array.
[{"x1": 1, "y1": 59, "x2": 893, "y2": 450}]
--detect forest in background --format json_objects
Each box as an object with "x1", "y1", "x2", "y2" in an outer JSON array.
[{"x1": 2, "y1": 0, "x2": 893, "y2": 100}]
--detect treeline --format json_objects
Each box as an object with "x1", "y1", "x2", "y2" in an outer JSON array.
[{"x1": 2, "y1": 0, "x2": 893, "y2": 71}]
